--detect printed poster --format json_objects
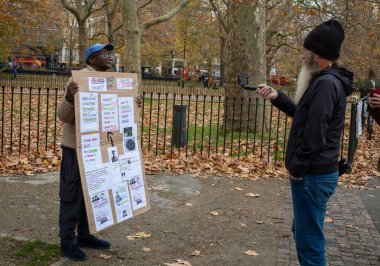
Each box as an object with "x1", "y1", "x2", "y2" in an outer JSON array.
[
  {"x1": 101, "y1": 94, "x2": 119, "y2": 132},
  {"x1": 81, "y1": 134, "x2": 102, "y2": 167},
  {"x1": 90, "y1": 189, "x2": 114, "y2": 231},
  {"x1": 89, "y1": 77, "x2": 107, "y2": 92},
  {"x1": 79, "y1": 92, "x2": 99, "y2": 133},
  {"x1": 129, "y1": 175, "x2": 147, "y2": 210},
  {"x1": 119, "y1": 152, "x2": 143, "y2": 182},
  {"x1": 117, "y1": 78, "x2": 134, "y2": 90},
  {"x1": 112, "y1": 183, "x2": 133, "y2": 222},
  {"x1": 85, "y1": 164, "x2": 111, "y2": 192},
  {"x1": 118, "y1": 97, "x2": 135, "y2": 132},
  {"x1": 107, "y1": 147, "x2": 123, "y2": 185}
]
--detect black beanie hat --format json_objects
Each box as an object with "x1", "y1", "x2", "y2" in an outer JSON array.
[{"x1": 303, "y1": 19, "x2": 345, "y2": 61}]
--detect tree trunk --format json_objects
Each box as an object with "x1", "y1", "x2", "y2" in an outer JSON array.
[
  {"x1": 219, "y1": 36, "x2": 225, "y2": 85},
  {"x1": 120, "y1": 0, "x2": 189, "y2": 84},
  {"x1": 78, "y1": 21, "x2": 87, "y2": 66},
  {"x1": 223, "y1": 0, "x2": 266, "y2": 132},
  {"x1": 120, "y1": 0, "x2": 142, "y2": 81}
]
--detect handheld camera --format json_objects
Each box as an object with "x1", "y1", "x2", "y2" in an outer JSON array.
[{"x1": 238, "y1": 74, "x2": 257, "y2": 91}]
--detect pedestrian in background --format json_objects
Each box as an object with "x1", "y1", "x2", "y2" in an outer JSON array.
[
  {"x1": 12, "y1": 65, "x2": 17, "y2": 79},
  {"x1": 257, "y1": 20, "x2": 354, "y2": 265}
]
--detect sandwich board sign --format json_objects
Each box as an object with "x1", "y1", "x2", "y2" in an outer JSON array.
[{"x1": 73, "y1": 70, "x2": 150, "y2": 233}]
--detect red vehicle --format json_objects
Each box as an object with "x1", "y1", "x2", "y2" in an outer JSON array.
[
  {"x1": 270, "y1": 74, "x2": 292, "y2": 86},
  {"x1": 12, "y1": 56, "x2": 46, "y2": 68}
]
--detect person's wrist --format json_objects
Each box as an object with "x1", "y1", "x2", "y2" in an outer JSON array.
[{"x1": 66, "y1": 95, "x2": 74, "y2": 103}]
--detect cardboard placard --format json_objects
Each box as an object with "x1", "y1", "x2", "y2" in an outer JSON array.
[{"x1": 73, "y1": 70, "x2": 150, "y2": 234}]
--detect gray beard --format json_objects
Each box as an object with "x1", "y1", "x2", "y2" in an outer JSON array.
[{"x1": 294, "y1": 66, "x2": 313, "y2": 104}]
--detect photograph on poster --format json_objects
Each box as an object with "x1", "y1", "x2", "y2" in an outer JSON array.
[
  {"x1": 123, "y1": 137, "x2": 137, "y2": 152},
  {"x1": 123, "y1": 123, "x2": 137, "y2": 137},
  {"x1": 107, "y1": 147, "x2": 123, "y2": 185}
]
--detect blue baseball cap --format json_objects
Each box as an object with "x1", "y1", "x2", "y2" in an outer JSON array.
[{"x1": 85, "y1": 43, "x2": 114, "y2": 61}]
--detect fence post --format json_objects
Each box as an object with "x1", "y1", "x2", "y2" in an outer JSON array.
[{"x1": 346, "y1": 102, "x2": 358, "y2": 173}]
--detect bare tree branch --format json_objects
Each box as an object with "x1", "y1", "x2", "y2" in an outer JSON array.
[
  {"x1": 141, "y1": 0, "x2": 190, "y2": 32},
  {"x1": 209, "y1": 0, "x2": 227, "y2": 33},
  {"x1": 137, "y1": 0, "x2": 153, "y2": 15}
]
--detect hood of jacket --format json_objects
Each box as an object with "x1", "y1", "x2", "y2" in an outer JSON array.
[{"x1": 318, "y1": 65, "x2": 355, "y2": 96}]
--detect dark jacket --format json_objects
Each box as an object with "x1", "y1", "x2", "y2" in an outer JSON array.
[{"x1": 272, "y1": 66, "x2": 355, "y2": 177}]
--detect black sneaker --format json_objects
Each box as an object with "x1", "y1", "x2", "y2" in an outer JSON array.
[
  {"x1": 61, "y1": 245, "x2": 87, "y2": 261},
  {"x1": 77, "y1": 235, "x2": 111, "y2": 250}
]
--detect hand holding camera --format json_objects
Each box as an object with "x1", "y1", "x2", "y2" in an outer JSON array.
[
  {"x1": 256, "y1": 84, "x2": 278, "y2": 101},
  {"x1": 238, "y1": 74, "x2": 278, "y2": 100}
]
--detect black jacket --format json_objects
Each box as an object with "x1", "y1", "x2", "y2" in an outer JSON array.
[{"x1": 272, "y1": 66, "x2": 355, "y2": 177}]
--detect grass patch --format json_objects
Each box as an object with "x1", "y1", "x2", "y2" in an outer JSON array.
[
  {"x1": 17, "y1": 240, "x2": 62, "y2": 266},
  {"x1": 142, "y1": 124, "x2": 288, "y2": 159}
]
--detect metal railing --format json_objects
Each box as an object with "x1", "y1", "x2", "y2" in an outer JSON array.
[{"x1": 0, "y1": 85, "x2": 369, "y2": 169}]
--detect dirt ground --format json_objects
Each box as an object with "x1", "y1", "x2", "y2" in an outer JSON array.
[{"x1": 0, "y1": 172, "x2": 288, "y2": 266}]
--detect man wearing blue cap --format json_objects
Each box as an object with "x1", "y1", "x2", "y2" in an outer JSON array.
[{"x1": 57, "y1": 43, "x2": 142, "y2": 261}]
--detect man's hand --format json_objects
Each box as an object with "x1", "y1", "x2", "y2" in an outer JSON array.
[
  {"x1": 135, "y1": 95, "x2": 143, "y2": 108},
  {"x1": 257, "y1": 84, "x2": 278, "y2": 101},
  {"x1": 369, "y1": 93, "x2": 380, "y2": 109},
  {"x1": 66, "y1": 81, "x2": 79, "y2": 102}
]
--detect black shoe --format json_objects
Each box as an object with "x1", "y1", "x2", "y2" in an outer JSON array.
[
  {"x1": 61, "y1": 245, "x2": 87, "y2": 261},
  {"x1": 77, "y1": 235, "x2": 111, "y2": 250}
]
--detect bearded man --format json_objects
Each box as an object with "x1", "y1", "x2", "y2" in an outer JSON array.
[{"x1": 257, "y1": 20, "x2": 354, "y2": 265}]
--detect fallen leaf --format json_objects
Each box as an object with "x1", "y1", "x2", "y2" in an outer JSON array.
[
  {"x1": 142, "y1": 247, "x2": 151, "y2": 252},
  {"x1": 191, "y1": 250, "x2": 201, "y2": 256},
  {"x1": 240, "y1": 223, "x2": 247, "y2": 227},
  {"x1": 99, "y1": 253, "x2": 111, "y2": 259},
  {"x1": 324, "y1": 217, "x2": 333, "y2": 223},
  {"x1": 246, "y1": 193, "x2": 260, "y2": 198},
  {"x1": 209, "y1": 211, "x2": 219, "y2": 216},
  {"x1": 165, "y1": 259, "x2": 192, "y2": 266},
  {"x1": 185, "y1": 203, "x2": 192, "y2": 206},
  {"x1": 127, "y1": 232, "x2": 152, "y2": 240},
  {"x1": 235, "y1": 187, "x2": 243, "y2": 191},
  {"x1": 255, "y1": 221, "x2": 264, "y2": 224},
  {"x1": 243, "y1": 250, "x2": 259, "y2": 256},
  {"x1": 151, "y1": 186, "x2": 166, "y2": 191}
]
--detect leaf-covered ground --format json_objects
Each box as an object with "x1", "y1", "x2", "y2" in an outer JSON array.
[{"x1": 1, "y1": 123, "x2": 379, "y2": 188}]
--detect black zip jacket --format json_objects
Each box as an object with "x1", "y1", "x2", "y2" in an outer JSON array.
[{"x1": 272, "y1": 66, "x2": 355, "y2": 177}]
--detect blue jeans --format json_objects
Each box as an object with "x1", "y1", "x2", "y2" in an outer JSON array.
[{"x1": 290, "y1": 171, "x2": 339, "y2": 266}]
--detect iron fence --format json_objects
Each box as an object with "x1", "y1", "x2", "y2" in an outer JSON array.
[{"x1": 0, "y1": 85, "x2": 370, "y2": 170}]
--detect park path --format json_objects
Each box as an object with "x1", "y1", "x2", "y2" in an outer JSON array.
[{"x1": 0, "y1": 172, "x2": 379, "y2": 265}]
